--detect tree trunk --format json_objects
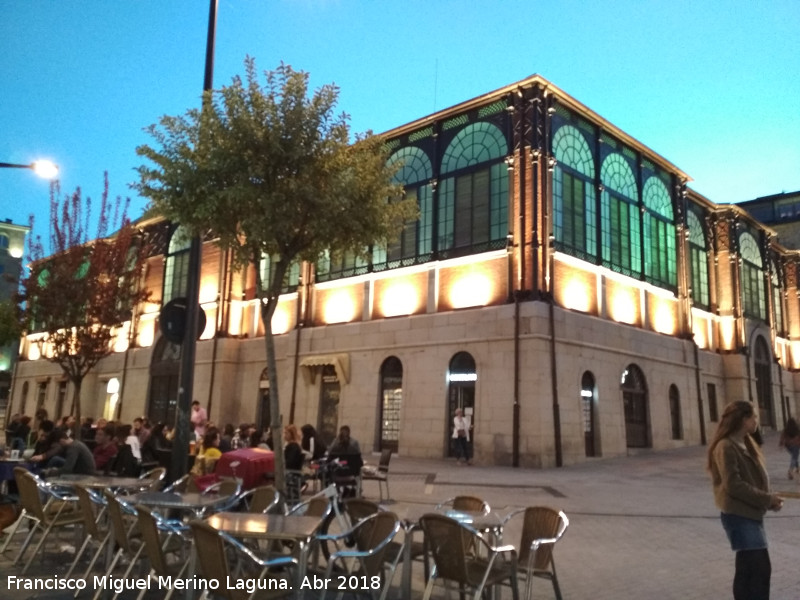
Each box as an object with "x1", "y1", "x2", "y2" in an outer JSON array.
[
  {"x1": 71, "y1": 376, "x2": 83, "y2": 439},
  {"x1": 262, "y1": 300, "x2": 284, "y2": 494}
]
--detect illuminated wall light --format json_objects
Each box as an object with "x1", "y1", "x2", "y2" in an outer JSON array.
[
  {"x1": 0, "y1": 349, "x2": 10, "y2": 371},
  {"x1": 200, "y1": 307, "x2": 216, "y2": 340},
  {"x1": 719, "y1": 317, "x2": 736, "y2": 350},
  {"x1": 562, "y1": 278, "x2": 591, "y2": 312},
  {"x1": 792, "y1": 342, "x2": 800, "y2": 370},
  {"x1": 449, "y1": 373, "x2": 477, "y2": 382},
  {"x1": 27, "y1": 338, "x2": 41, "y2": 361},
  {"x1": 381, "y1": 282, "x2": 420, "y2": 317},
  {"x1": 227, "y1": 301, "x2": 243, "y2": 337},
  {"x1": 449, "y1": 273, "x2": 492, "y2": 309},
  {"x1": 610, "y1": 292, "x2": 636, "y2": 325},
  {"x1": 8, "y1": 246, "x2": 23, "y2": 259},
  {"x1": 106, "y1": 378, "x2": 120, "y2": 394},
  {"x1": 693, "y1": 321, "x2": 707, "y2": 349},
  {"x1": 653, "y1": 303, "x2": 676, "y2": 335},
  {"x1": 113, "y1": 322, "x2": 130, "y2": 353},
  {"x1": 271, "y1": 307, "x2": 291, "y2": 335},
  {"x1": 199, "y1": 281, "x2": 218, "y2": 305},
  {"x1": 138, "y1": 317, "x2": 155, "y2": 348},
  {"x1": 324, "y1": 291, "x2": 357, "y2": 324}
]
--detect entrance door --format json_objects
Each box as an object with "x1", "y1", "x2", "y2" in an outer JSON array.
[
  {"x1": 147, "y1": 337, "x2": 181, "y2": 426},
  {"x1": 754, "y1": 337, "x2": 774, "y2": 427},
  {"x1": 581, "y1": 372, "x2": 597, "y2": 457},
  {"x1": 318, "y1": 365, "x2": 340, "y2": 447},
  {"x1": 379, "y1": 357, "x2": 403, "y2": 452},
  {"x1": 447, "y1": 352, "x2": 476, "y2": 458},
  {"x1": 622, "y1": 364, "x2": 649, "y2": 448}
]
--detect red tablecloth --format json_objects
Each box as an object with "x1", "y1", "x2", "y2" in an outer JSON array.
[{"x1": 215, "y1": 448, "x2": 274, "y2": 490}]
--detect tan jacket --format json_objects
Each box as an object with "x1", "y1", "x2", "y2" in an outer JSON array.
[{"x1": 710, "y1": 438, "x2": 772, "y2": 521}]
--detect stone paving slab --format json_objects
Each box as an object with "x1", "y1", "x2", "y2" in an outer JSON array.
[{"x1": 1, "y1": 431, "x2": 798, "y2": 599}]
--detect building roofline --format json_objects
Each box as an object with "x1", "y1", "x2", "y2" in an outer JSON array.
[{"x1": 380, "y1": 73, "x2": 693, "y2": 183}]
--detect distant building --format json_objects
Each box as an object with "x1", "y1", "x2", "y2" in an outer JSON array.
[
  {"x1": 736, "y1": 191, "x2": 800, "y2": 250},
  {"x1": 0, "y1": 218, "x2": 29, "y2": 423},
  {"x1": 9, "y1": 75, "x2": 800, "y2": 467}
]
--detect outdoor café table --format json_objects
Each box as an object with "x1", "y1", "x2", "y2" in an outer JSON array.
[
  {"x1": 215, "y1": 447, "x2": 275, "y2": 490},
  {"x1": 205, "y1": 511, "x2": 322, "y2": 592},
  {"x1": 46, "y1": 473, "x2": 146, "y2": 492},
  {"x1": 129, "y1": 490, "x2": 233, "y2": 519},
  {"x1": 392, "y1": 506, "x2": 506, "y2": 599}
]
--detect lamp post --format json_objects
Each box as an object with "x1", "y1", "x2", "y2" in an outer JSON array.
[{"x1": 0, "y1": 160, "x2": 59, "y2": 179}]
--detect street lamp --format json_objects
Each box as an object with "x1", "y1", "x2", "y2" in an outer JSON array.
[{"x1": 0, "y1": 160, "x2": 59, "y2": 179}]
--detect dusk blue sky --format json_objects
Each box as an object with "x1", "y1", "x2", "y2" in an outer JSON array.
[{"x1": 2, "y1": 1, "x2": 799, "y2": 250}]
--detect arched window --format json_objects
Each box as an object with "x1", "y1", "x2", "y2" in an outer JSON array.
[
  {"x1": 642, "y1": 176, "x2": 676, "y2": 288},
  {"x1": 147, "y1": 336, "x2": 181, "y2": 426},
  {"x1": 379, "y1": 357, "x2": 403, "y2": 452},
  {"x1": 669, "y1": 384, "x2": 682, "y2": 440},
  {"x1": 739, "y1": 232, "x2": 765, "y2": 320},
  {"x1": 687, "y1": 209, "x2": 709, "y2": 308},
  {"x1": 601, "y1": 153, "x2": 640, "y2": 275},
  {"x1": 621, "y1": 364, "x2": 649, "y2": 448},
  {"x1": 0, "y1": 234, "x2": 9, "y2": 250},
  {"x1": 163, "y1": 225, "x2": 191, "y2": 305},
  {"x1": 581, "y1": 371, "x2": 598, "y2": 457},
  {"x1": 374, "y1": 146, "x2": 433, "y2": 269},
  {"x1": 552, "y1": 124, "x2": 596, "y2": 258},
  {"x1": 770, "y1": 259, "x2": 784, "y2": 334},
  {"x1": 439, "y1": 122, "x2": 508, "y2": 256},
  {"x1": 259, "y1": 253, "x2": 300, "y2": 294},
  {"x1": 447, "y1": 352, "x2": 477, "y2": 458},
  {"x1": 754, "y1": 336, "x2": 774, "y2": 427}
]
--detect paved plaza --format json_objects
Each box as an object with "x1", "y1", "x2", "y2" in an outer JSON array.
[{"x1": 1, "y1": 430, "x2": 798, "y2": 599}]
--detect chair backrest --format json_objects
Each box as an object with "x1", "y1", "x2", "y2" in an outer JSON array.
[
  {"x1": 166, "y1": 474, "x2": 199, "y2": 494},
  {"x1": 518, "y1": 506, "x2": 569, "y2": 570},
  {"x1": 419, "y1": 513, "x2": 482, "y2": 583},
  {"x1": 287, "y1": 494, "x2": 329, "y2": 519},
  {"x1": 203, "y1": 478, "x2": 240, "y2": 497},
  {"x1": 246, "y1": 485, "x2": 278, "y2": 513},
  {"x1": 189, "y1": 520, "x2": 241, "y2": 600},
  {"x1": 103, "y1": 490, "x2": 135, "y2": 553},
  {"x1": 135, "y1": 505, "x2": 172, "y2": 576},
  {"x1": 139, "y1": 467, "x2": 166, "y2": 490},
  {"x1": 344, "y1": 498, "x2": 381, "y2": 524},
  {"x1": 437, "y1": 495, "x2": 490, "y2": 514},
  {"x1": 74, "y1": 485, "x2": 101, "y2": 538},
  {"x1": 14, "y1": 467, "x2": 45, "y2": 521},
  {"x1": 377, "y1": 449, "x2": 392, "y2": 473},
  {"x1": 352, "y1": 511, "x2": 400, "y2": 577}
]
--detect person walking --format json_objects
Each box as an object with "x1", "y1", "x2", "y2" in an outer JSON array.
[
  {"x1": 778, "y1": 416, "x2": 800, "y2": 480},
  {"x1": 707, "y1": 400, "x2": 783, "y2": 600},
  {"x1": 452, "y1": 408, "x2": 472, "y2": 465}
]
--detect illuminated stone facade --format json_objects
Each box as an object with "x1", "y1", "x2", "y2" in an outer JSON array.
[{"x1": 10, "y1": 76, "x2": 800, "y2": 467}]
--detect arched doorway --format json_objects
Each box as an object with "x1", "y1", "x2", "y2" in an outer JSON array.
[
  {"x1": 621, "y1": 364, "x2": 650, "y2": 448},
  {"x1": 147, "y1": 336, "x2": 181, "y2": 426},
  {"x1": 581, "y1": 371, "x2": 597, "y2": 457},
  {"x1": 754, "y1": 336, "x2": 774, "y2": 427},
  {"x1": 317, "y1": 364, "x2": 340, "y2": 447},
  {"x1": 446, "y1": 352, "x2": 476, "y2": 457},
  {"x1": 669, "y1": 384, "x2": 682, "y2": 440},
  {"x1": 379, "y1": 357, "x2": 403, "y2": 452}
]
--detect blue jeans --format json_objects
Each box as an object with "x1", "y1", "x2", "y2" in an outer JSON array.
[
  {"x1": 787, "y1": 445, "x2": 799, "y2": 470},
  {"x1": 454, "y1": 436, "x2": 470, "y2": 461}
]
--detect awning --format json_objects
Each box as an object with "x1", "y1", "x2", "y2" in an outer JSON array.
[{"x1": 299, "y1": 353, "x2": 350, "y2": 385}]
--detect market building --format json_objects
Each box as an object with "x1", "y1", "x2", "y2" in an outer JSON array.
[{"x1": 8, "y1": 75, "x2": 799, "y2": 467}]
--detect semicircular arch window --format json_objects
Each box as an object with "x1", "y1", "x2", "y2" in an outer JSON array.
[
  {"x1": 438, "y1": 122, "x2": 508, "y2": 256},
  {"x1": 552, "y1": 124, "x2": 596, "y2": 259},
  {"x1": 164, "y1": 225, "x2": 191, "y2": 305},
  {"x1": 601, "y1": 152, "x2": 640, "y2": 276},
  {"x1": 739, "y1": 231, "x2": 765, "y2": 319},
  {"x1": 642, "y1": 176, "x2": 676, "y2": 288},
  {"x1": 687, "y1": 209, "x2": 709, "y2": 308}
]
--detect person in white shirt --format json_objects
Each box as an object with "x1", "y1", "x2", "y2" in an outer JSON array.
[{"x1": 452, "y1": 408, "x2": 473, "y2": 465}]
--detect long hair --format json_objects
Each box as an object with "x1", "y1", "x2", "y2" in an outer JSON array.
[
  {"x1": 284, "y1": 424, "x2": 302, "y2": 445},
  {"x1": 706, "y1": 400, "x2": 763, "y2": 471},
  {"x1": 784, "y1": 417, "x2": 800, "y2": 439}
]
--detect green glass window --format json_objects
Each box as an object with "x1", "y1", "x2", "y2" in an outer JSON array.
[
  {"x1": 552, "y1": 124, "x2": 596, "y2": 259},
  {"x1": 601, "y1": 153, "x2": 640, "y2": 275},
  {"x1": 316, "y1": 249, "x2": 369, "y2": 283},
  {"x1": 739, "y1": 232, "x2": 766, "y2": 320},
  {"x1": 642, "y1": 177, "x2": 676, "y2": 288},
  {"x1": 259, "y1": 253, "x2": 300, "y2": 294},
  {"x1": 163, "y1": 225, "x2": 191, "y2": 305},
  {"x1": 687, "y1": 210, "x2": 709, "y2": 308},
  {"x1": 374, "y1": 146, "x2": 433, "y2": 269},
  {"x1": 438, "y1": 122, "x2": 508, "y2": 256}
]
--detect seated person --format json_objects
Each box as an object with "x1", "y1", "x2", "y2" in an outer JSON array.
[
  {"x1": 41, "y1": 430, "x2": 96, "y2": 477},
  {"x1": 92, "y1": 424, "x2": 118, "y2": 473},
  {"x1": 30, "y1": 421, "x2": 66, "y2": 469},
  {"x1": 107, "y1": 425, "x2": 140, "y2": 477},
  {"x1": 326, "y1": 425, "x2": 364, "y2": 482},
  {"x1": 191, "y1": 430, "x2": 222, "y2": 476}
]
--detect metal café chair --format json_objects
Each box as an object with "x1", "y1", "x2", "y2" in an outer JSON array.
[
  {"x1": 95, "y1": 491, "x2": 145, "y2": 600},
  {"x1": 503, "y1": 506, "x2": 569, "y2": 600},
  {"x1": 189, "y1": 519, "x2": 297, "y2": 600},
  {"x1": 4, "y1": 467, "x2": 82, "y2": 574},
  {"x1": 419, "y1": 512, "x2": 519, "y2": 600},
  {"x1": 65, "y1": 485, "x2": 111, "y2": 580},
  {"x1": 361, "y1": 448, "x2": 392, "y2": 502},
  {"x1": 134, "y1": 504, "x2": 192, "y2": 600},
  {"x1": 239, "y1": 484, "x2": 282, "y2": 514}
]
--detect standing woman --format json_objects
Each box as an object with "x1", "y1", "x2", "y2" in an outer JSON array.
[
  {"x1": 452, "y1": 408, "x2": 472, "y2": 465},
  {"x1": 778, "y1": 417, "x2": 800, "y2": 480},
  {"x1": 707, "y1": 400, "x2": 783, "y2": 600}
]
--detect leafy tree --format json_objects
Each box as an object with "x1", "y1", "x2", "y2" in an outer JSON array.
[
  {"x1": 0, "y1": 300, "x2": 21, "y2": 347},
  {"x1": 17, "y1": 174, "x2": 151, "y2": 431},
  {"x1": 136, "y1": 58, "x2": 415, "y2": 491}
]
